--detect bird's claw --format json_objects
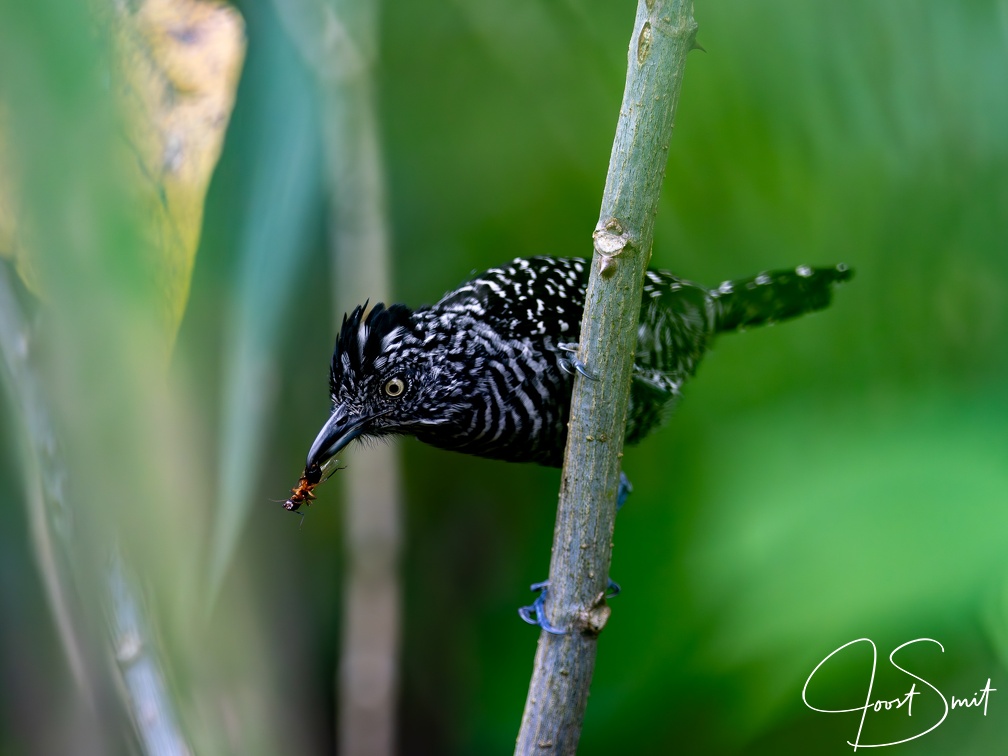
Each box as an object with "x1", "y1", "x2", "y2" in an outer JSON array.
[
  {"x1": 518, "y1": 581, "x2": 566, "y2": 635},
  {"x1": 617, "y1": 471, "x2": 633, "y2": 511},
  {"x1": 518, "y1": 579, "x2": 621, "y2": 634},
  {"x1": 557, "y1": 342, "x2": 597, "y2": 380}
]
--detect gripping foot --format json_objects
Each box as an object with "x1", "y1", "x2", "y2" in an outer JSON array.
[
  {"x1": 518, "y1": 581, "x2": 566, "y2": 635},
  {"x1": 518, "y1": 579, "x2": 621, "y2": 634},
  {"x1": 617, "y1": 471, "x2": 633, "y2": 512},
  {"x1": 557, "y1": 342, "x2": 597, "y2": 380}
]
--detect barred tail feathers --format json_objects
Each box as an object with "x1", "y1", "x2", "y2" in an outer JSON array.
[{"x1": 711, "y1": 264, "x2": 853, "y2": 334}]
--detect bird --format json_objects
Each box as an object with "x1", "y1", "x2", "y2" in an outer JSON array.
[{"x1": 295, "y1": 255, "x2": 851, "y2": 496}]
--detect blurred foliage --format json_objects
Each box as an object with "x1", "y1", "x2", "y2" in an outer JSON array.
[
  {"x1": 2, "y1": 0, "x2": 1007, "y2": 754},
  {"x1": 1, "y1": 0, "x2": 244, "y2": 344},
  {"x1": 112, "y1": 0, "x2": 246, "y2": 347},
  {"x1": 0, "y1": 115, "x2": 35, "y2": 288}
]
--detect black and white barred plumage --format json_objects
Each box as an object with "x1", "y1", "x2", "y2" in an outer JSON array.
[{"x1": 305, "y1": 256, "x2": 851, "y2": 472}]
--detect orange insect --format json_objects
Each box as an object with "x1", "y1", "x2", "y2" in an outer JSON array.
[{"x1": 283, "y1": 461, "x2": 325, "y2": 513}]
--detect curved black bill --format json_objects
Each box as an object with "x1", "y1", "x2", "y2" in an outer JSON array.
[{"x1": 306, "y1": 406, "x2": 372, "y2": 473}]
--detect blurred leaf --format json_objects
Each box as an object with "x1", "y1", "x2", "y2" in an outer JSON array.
[
  {"x1": 207, "y1": 16, "x2": 323, "y2": 603},
  {"x1": 0, "y1": 121, "x2": 13, "y2": 257},
  {"x1": 0, "y1": 113, "x2": 40, "y2": 292},
  {"x1": 0, "y1": 0, "x2": 245, "y2": 349},
  {"x1": 112, "y1": 0, "x2": 245, "y2": 348}
]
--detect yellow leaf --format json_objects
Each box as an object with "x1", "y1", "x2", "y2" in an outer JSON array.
[
  {"x1": 0, "y1": 114, "x2": 39, "y2": 292},
  {"x1": 112, "y1": 0, "x2": 246, "y2": 347},
  {"x1": 0, "y1": 130, "x2": 15, "y2": 260},
  {"x1": 1, "y1": 2, "x2": 245, "y2": 351}
]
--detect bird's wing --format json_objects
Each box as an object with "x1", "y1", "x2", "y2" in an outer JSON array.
[
  {"x1": 433, "y1": 256, "x2": 590, "y2": 342},
  {"x1": 633, "y1": 270, "x2": 716, "y2": 383}
]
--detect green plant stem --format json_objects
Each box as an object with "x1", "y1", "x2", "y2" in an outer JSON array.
[
  {"x1": 273, "y1": 2, "x2": 403, "y2": 754},
  {"x1": 515, "y1": 1, "x2": 698, "y2": 752},
  {"x1": 0, "y1": 263, "x2": 189, "y2": 754}
]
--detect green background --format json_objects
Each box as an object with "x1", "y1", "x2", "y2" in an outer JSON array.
[{"x1": 2, "y1": 0, "x2": 1006, "y2": 753}]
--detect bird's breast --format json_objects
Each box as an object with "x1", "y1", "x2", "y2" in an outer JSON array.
[{"x1": 416, "y1": 337, "x2": 573, "y2": 466}]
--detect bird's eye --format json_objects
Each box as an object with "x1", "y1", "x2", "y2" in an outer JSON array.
[{"x1": 384, "y1": 377, "x2": 406, "y2": 397}]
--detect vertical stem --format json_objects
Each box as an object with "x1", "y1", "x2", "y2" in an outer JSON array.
[
  {"x1": 272, "y1": 2, "x2": 403, "y2": 753},
  {"x1": 326, "y1": 42, "x2": 403, "y2": 756},
  {"x1": 516, "y1": 2, "x2": 697, "y2": 752}
]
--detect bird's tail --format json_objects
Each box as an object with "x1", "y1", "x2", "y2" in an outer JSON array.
[{"x1": 711, "y1": 264, "x2": 853, "y2": 334}]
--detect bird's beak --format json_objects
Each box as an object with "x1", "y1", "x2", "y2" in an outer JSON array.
[{"x1": 306, "y1": 405, "x2": 373, "y2": 472}]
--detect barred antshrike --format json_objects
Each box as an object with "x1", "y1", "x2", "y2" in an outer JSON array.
[{"x1": 298, "y1": 256, "x2": 850, "y2": 493}]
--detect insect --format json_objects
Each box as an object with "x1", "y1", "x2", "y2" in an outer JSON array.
[{"x1": 282, "y1": 461, "x2": 331, "y2": 513}]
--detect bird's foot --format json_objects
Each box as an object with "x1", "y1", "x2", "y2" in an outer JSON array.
[
  {"x1": 518, "y1": 579, "x2": 621, "y2": 634},
  {"x1": 617, "y1": 471, "x2": 633, "y2": 512},
  {"x1": 557, "y1": 342, "x2": 596, "y2": 380},
  {"x1": 518, "y1": 581, "x2": 566, "y2": 634}
]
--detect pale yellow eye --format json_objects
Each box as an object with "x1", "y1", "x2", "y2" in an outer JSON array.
[{"x1": 384, "y1": 377, "x2": 406, "y2": 397}]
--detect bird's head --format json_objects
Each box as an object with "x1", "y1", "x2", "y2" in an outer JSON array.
[{"x1": 305, "y1": 302, "x2": 469, "y2": 474}]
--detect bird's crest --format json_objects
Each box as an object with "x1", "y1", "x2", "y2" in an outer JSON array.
[{"x1": 331, "y1": 302, "x2": 414, "y2": 395}]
